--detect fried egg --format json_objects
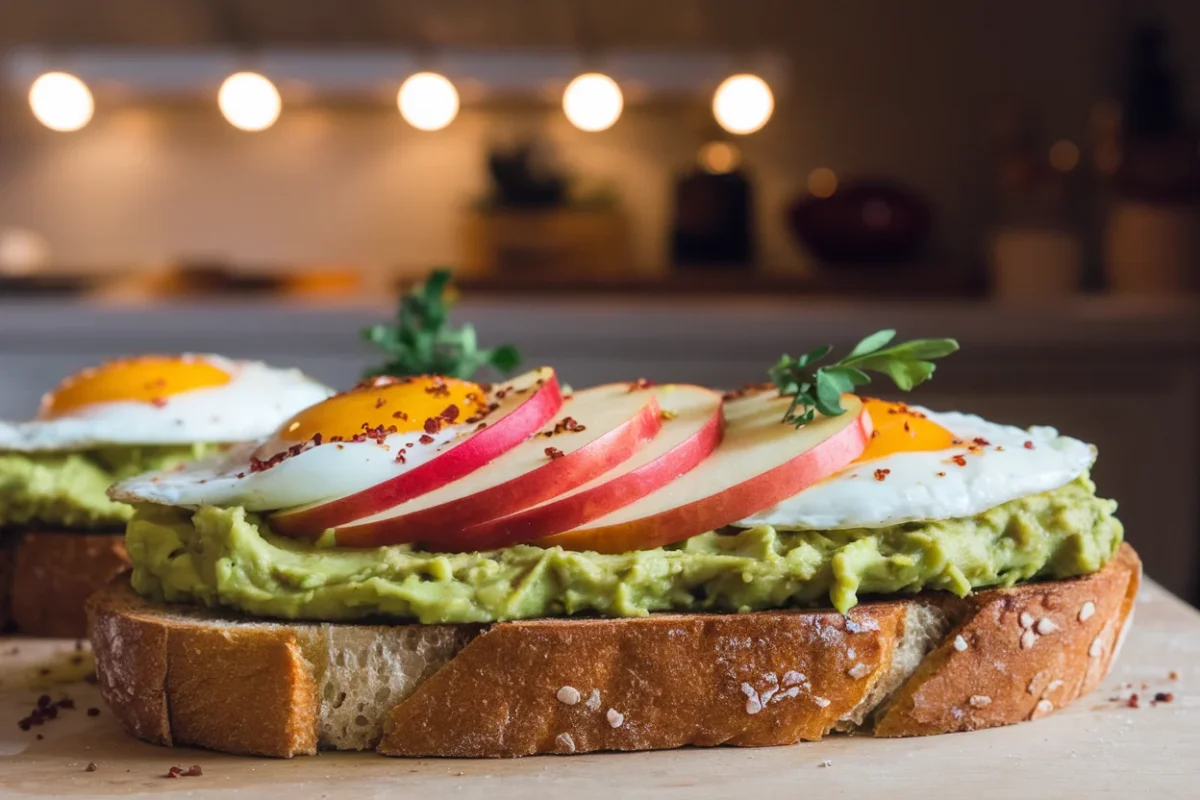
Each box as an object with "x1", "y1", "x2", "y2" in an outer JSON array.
[
  {"x1": 113, "y1": 374, "x2": 500, "y2": 511},
  {"x1": 0, "y1": 355, "x2": 333, "y2": 451},
  {"x1": 734, "y1": 399, "x2": 1096, "y2": 530}
]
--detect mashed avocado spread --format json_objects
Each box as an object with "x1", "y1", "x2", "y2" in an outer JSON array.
[
  {"x1": 0, "y1": 446, "x2": 211, "y2": 530},
  {"x1": 126, "y1": 474, "x2": 1121, "y2": 623}
]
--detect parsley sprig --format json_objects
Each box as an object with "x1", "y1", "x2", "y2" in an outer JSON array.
[
  {"x1": 769, "y1": 330, "x2": 959, "y2": 427},
  {"x1": 362, "y1": 269, "x2": 521, "y2": 380}
]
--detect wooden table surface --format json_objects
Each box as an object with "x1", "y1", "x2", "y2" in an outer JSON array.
[{"x1": 2, "y1": 579, "x2": 1198, "y2": 799}]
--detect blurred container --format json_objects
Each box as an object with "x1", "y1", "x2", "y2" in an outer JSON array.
[
  {"x1": 1104, "y1": 202, "x2": 1199, "y2": 294},
  {"x1": 987, "y1": 226, "x2": 1083, "y2": 302},
  {"x1": 460, "y1": 209, "x2": 633, "y2": 277}
]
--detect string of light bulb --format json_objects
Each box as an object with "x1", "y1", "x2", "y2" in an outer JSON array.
[{"x1": 24, "y1": 69, "x2": 776, "y2": 135}]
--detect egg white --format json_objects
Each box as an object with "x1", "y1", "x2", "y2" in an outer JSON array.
[
  {"x1": 734, "y1": 407, "x2": 1096, "y2": 530},
  {"x1": 114, "y1": 423, "x2": 468, "y2": 511},
  {"x1": 0, "y1": 357, "x2": 334, "y2": 451}
]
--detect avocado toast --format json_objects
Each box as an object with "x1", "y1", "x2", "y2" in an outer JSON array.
[
  {"x1": 87, "y1": 323, "x2": 1136, "y2": 758},
  {"x1": 0, "y1": 356, "x2": 332, "y2": 637}
]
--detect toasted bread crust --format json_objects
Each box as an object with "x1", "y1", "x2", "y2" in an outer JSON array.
[
  {"x1": 87, "y1": 544, "x2": 1141, "y2": 758},
  {"x1": 9, "y1": 531, "x2": 129, "y2": 638}
]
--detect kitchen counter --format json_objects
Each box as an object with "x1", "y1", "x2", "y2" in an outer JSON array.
[
  {"x1": 1, "y1": 577, "x2": 1197, "y2": 798},
  {"x1": 1, "y1": 294, "x2": 1198, "y2": 601}
]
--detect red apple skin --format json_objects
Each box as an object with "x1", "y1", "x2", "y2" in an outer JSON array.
[
  {"x1": 538, "y1": 405, "x2": 871, "y2": 554},
  {"x1": 270, "y1": 369, "x2": 562, "y2": 539},
  {"x1": 330, "y1": 393, "x2": 664, "y2": 547},
  {"x1": 441, "y1": 395, "x2": 724, "y2": 551}
]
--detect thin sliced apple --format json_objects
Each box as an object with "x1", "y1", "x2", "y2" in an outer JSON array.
[
  {"x1": 327, "y1": 382, "x2": 664, "y2": 546},
  {"x1": 440, "y1": 384, "x2": 724, "y2": 551},
  {"x1": 538, "y1": 392, "x2": 871, "y2": 554},
  {"x1": 271, "y1": 367, "x2": 562, "y2": 538}
]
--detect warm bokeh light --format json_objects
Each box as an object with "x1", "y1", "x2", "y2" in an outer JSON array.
[
  {"x1": 398, "y1": 72, "x2": 460, "y2": 131},
  {"x1": 712, "y1": 74, "x2": 774, "y2": 135},
  {"x1": 218, "y1": 72, "x2": 282, "y2": 132},
  {"x1": 698, "y1": 141, "x2": 741, "y2": 174},
  {"x1": 563, "y1": 73, "x2": 623, "y2": 132},
  {"x1": 29, "y1": 72, "x2": 94, "y2": 132},
  {"x1": 1049, "y1": 139, "x2": 1080, "y2": 173},
  {"x1": 807, "y1": 167, "x2": 838, "y2": 198}
]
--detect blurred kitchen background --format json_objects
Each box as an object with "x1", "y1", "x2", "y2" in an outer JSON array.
[{"x1": 0, "y1": 1, "x2": 1198, "y2": 600}]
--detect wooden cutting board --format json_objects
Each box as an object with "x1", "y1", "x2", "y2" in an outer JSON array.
[{"x1": 2, "y1": 580, "x2": 1197, "y2": 799}]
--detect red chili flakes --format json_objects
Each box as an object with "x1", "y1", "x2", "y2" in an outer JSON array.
[
  {"x1": 392, "y1": 410, "x2": 409, "y2": 421},
  {"x1": 936, "y1": 471, "x2": 947, "y2": 477},
  {"x1": 86, "y1": 762, "x2": 98, "y2": 772},
  {"x1": 418, "y1": 434, "x2": 435, "y2": 445},
  {"x1": 475, "y1": 422, "x2": 487, "y2": 431},
  {"x1": 166, "y1": 767, "x2": 182, "y2": 779},
  {"x1": 1126, "y1": 694, "x2": 1141, "y2": 709},
  {"x1": 870, "y1": 429, "x2": 880, "y2": 439},
  {"x1": 494, "y1": 386, "x2": 510, "y2": 399},
  {"x1": 249, "y1": 432, "x2": 325, "y2": 474},
  {"x1": 86, "y1": 708, "x2": 101, "y2": 717},
  {"x1": 995, "y1": 445, "x2": 1005, "y2": 451},
  {"x1": 424, "y1": 381, "x2": 451, "y2": 398},
  {"x1": 1153, "y1": 692, "x2": 1175, "y2": 705},
  {"x1": 951, "y1": 439, "x2": 963, "y2": 446},
  {"x1": 951, "y1": 454, "x2": 968, "y2": 467},
  {"x1": 394, "y1": 449, "x2": 407, "y2": 464},
  {"x1": 628, "y1": 378, "x2": 654, "y2": 392},
  {"x1": 18, "y1": 695, "x2": 76, "y2": 731},
  {"x1": 375, "y1": 397, "x2": 387, "y2": 409},
  {"x1": 423, "y1": 417, "x2": 441, "y2": 434},
  {"x1": 236, "y1": 472, "x2": 246, "y2": 479},
  {"x1": 150, "y1": 397, "x2": 168, "y2": 408},
  {"x1": 545, "y1": 446, "x2": 565, "y2": 460},
  {"x1": 1170, "y1": 671, "x2": 1180, "y2": 681},
  {"x1": 972, "y1": 437, "x2": 990, "y2": 446},
  {"x1": 440, "y1": 404, "x2": 460, "y2": 422},
  {"x1": 544, "y1": 416, "x2": 588, "y2": 437},
  {"x1": 873, "y1": 468, "x2": 891, "y2": 481},
  {"x1": 903, "y1": 421, "x2": 912, "y2": 434},
  {"x1": 1023, "y1": 440, "x2": 1035, "y2": 450}
]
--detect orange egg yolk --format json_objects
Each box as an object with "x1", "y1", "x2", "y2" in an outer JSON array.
[
  {"x1": 279, "y1": 376, "x2": 488, "y2": 444},
  {"x1": 37, "y1": 356, "x2": 233, "y2": 419},
  {"x1": 854, "y1": 398, "x2": 957, "y2": 463}
]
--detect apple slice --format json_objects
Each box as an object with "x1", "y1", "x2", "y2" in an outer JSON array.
[
  {"x1": 270, "y1": 367, "x2": 562, "y2": 538},
  {"x1": 325, "y1": 382, "x2": 665, "y2": 546},
  {"x1": 439, "y1": 384, "x2": 724, "y2": 551},
  {"x1": 538, "y1": 392, "x2": 871, "y2": 554}
]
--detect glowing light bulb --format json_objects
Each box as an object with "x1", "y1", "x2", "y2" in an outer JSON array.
[
  {"x1": 218, "y1": 72, "x2": 281, "y2": 132},
  {"x1": 713, "y1": 74, "x2": 774, "y2": 135},
  {"x1": 398, "y1": 72, "x2": 459, "y2": 131},
  {"x1": 29, "y1": 72, "x2": 94, "y2": 132},
  {"x1": 563, "y1": 73, "x2": 623, "y2": 132}
]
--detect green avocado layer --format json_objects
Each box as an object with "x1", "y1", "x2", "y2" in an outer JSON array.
[
  {"x1": 0, "y1": 445, "x2": 211, "y2": 530},
  {"x1": 126, "y1": 474, "x2": 1122, "y2": 623}
]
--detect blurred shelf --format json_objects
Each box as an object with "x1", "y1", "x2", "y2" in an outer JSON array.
[{"x1": 447, "y1": 266, "x2": 983, "y2": 299}]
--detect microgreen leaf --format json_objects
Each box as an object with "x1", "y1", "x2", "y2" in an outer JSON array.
[
  {"x1": 363, "y1": 269, "x2": 522, "y2": 381},
  {"x1": 769, "y1": 330, "x2": 958, "y2": 427}
]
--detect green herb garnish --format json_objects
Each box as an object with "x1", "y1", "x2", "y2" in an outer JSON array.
[
  {"x1": 362, "y1": 269, "x2": 521, "y2": 380},
  {"x1": 769, "y1": 330, "x2": 959, "y2": 427}
]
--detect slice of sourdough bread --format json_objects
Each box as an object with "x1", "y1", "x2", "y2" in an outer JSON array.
[
  {"x1": 6, "y1": 531, "x2": 129, "y2": 637},
  {"x1": 87, "y1": 543, "x2": 1140, "y2": 758}
]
